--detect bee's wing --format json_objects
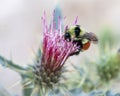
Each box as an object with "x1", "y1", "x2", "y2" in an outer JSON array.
[{"x1": 83, "y1": 32, "x2": 98, "y2": 44}]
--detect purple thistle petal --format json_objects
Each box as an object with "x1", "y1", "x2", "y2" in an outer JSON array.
[
  {"x1": 73, "y1": 16, "x2": 78, "y2": 25},
  {"x1": 34, "y1": 12, "x2": 79, "y2": 88},
  {"x1": 41, "y1": 12, "x2": 78, "y2": 72}
]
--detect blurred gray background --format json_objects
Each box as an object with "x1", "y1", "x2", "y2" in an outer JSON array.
[{"x1": 0, "y1": 0, "x2": 120, "y2": 95}]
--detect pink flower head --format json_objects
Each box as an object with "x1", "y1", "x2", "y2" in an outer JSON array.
[
  {"x1": 34, "y1": 11, "x2": 78, "y2": 87},
  {"x1": 41, "y1": 11, "x2": 78, "y2": 72}
]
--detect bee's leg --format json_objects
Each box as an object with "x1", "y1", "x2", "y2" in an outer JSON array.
[
  {"x1": 64, "y1": 32, "x2": 71, "y2": 41},
  {"x1": 72, "y1": 46, "x2": 81, "y2": 55},
  {"x1": 69, "y1": 49, "x2": 80, "y2": 56},
  {"x1": 75, "y1": 47, "x2": 81, "y2": 54}
]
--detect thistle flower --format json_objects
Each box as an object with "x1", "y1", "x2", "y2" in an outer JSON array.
[
  {"x1": 0, "y1": 9, "x2": 79, "y2": 96},
  {"x1": 33, "y1": 11, "x2": 78, "y2": 94}
]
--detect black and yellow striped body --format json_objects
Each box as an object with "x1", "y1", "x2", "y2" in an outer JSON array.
[{"x1": 64, "y1": 25, "x2": 90, "y2": 55}]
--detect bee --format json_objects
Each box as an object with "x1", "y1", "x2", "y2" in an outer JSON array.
[{"x1": 64, "y1": 25, "x2": 98, "y2": 55}]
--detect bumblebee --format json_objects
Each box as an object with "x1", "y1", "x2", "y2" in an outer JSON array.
[{"x1": 64, "y1": 25, "x2": 98, "y2": 55}]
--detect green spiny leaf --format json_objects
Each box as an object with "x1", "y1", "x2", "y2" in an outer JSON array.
[{"x1": 0, "y1": 55, "x2": 32, "y2": 76}]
